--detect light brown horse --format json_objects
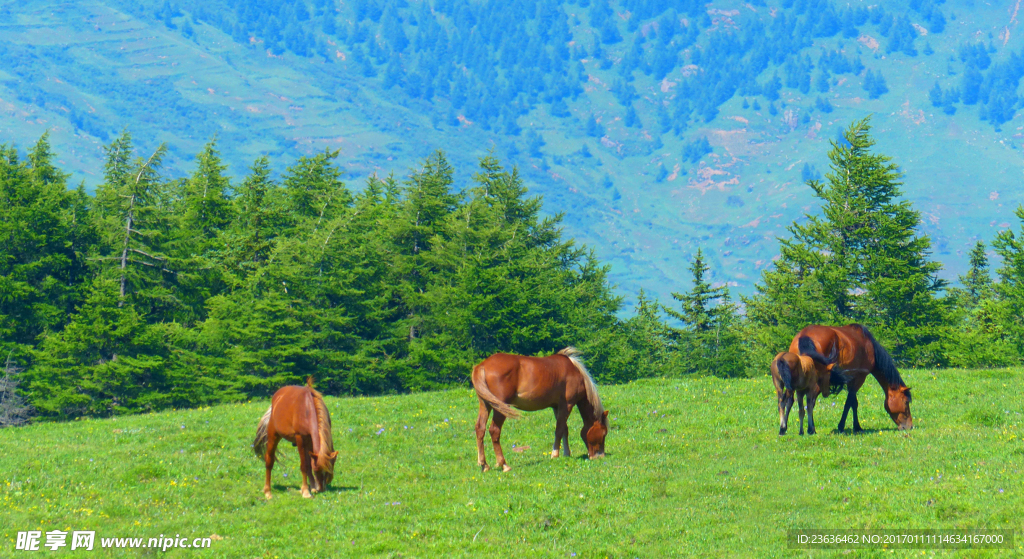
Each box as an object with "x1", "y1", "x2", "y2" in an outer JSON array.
[
  {"x1": 253, "y1": 377, "x2": 338, "y2": 499},
  {"x1": 791, "y1": 324, "x2": 913, "y2": 432},
  {"x1": 770, "y1": 351, "x2": 829, "y2": 435},
  {"x1": 471, "y1": 347, "x2": 608, "y2": 472}
]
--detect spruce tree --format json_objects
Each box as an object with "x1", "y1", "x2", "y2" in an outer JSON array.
[
  {"x1": 182, "y1": 139, "x2": 234, "y2": 240},
  {"x1": 221, "y1": 157, "x2": 285, "y2": 287},
  {"x1": 606, "y1": 290, "x2": 671, "y2": 382},
  {"x1": 665, "y1": 249, "x2": 745, "y2": 377},
  {"x1": 991, "y1": 205, "x2": 1024, "y2": 358},
  {"x1": 0, "y1": 135, "x2": 92, "y2": 349},
  {"x1": 945, "y1": 240, "x2": 1017, "y2": 367},
  {"x1": 745, "y1": 118, "x2": 947, "y2": 365}
]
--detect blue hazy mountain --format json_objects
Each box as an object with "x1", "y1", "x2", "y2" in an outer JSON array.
[{"x1": 1, "y1": 0, "x2": 1022, "y2": 304}]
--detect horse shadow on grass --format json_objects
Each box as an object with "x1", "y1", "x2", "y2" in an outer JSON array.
[
  {"x1": 829, "y1": 428, "x2": 886, "y2": 435},
  {"x1": 270, "y1": 483, "x2": 358, "y2": 493}
]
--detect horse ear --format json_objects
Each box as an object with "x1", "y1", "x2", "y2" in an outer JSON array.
[
  {"x1": 328, "y1": 451, "x2": 338, "y2": 459},
  {"x1": 601, "y1": 410, "x2": 609, "y2": 425},
  {"x1": 306, "y1": 376, "x2": 314, "y2": 388}
]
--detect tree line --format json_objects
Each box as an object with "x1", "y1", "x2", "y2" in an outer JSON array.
[{"x1": 2, "y1": 118, "x2": 1022, "y2": 423}]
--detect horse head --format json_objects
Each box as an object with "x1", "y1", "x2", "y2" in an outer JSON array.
[
  {"x1": 884, "y1": 385, "x2": 913, "y2": 430},
  {"x1": 310, "y1": 451, "x2": 339, "y2": 492},
  {"x1": 581, "y1": 410, "x2": 609, "y2": 458}
]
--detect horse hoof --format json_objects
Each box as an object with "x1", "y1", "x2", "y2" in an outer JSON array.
[
  {"x1": 778, "y1": 428, "x2": 787, "y2": 436},
  {"x1": 302, "y1": 492, "x2": 313, "y2": 499},
  {"x1": 481, "y1": 464, "x2": 490, "y2": 473},
  {"x1": 501, "y1": 464, "x2": 511, "y2": 472},
  {"x1": 264, "y1": 493, "x2": 272, "y2": 500},
  {"x1": 551, "y1": 450, "x2": 559, "y2": 458}
]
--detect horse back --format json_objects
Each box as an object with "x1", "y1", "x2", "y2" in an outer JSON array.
[
  {"x1": 269, "y1": 385, "x2": 319, "y2": 440},
  {"x1": 771, "y1": 352, "x2": 817, "y2": 392},
  {"x1": 477, "y1": 353, "x2": 576, "y2": 410},
  {"x1": 791, "y1": 324, "x2": 874, "y2": 372}
]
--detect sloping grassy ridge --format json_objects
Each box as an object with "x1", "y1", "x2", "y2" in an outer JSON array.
[{"x1": 1, "y1": 370, "x2": 1022, "y2": 557}]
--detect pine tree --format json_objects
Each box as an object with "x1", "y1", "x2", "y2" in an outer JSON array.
[
  {"x1": 606, "y1": 290, "x2": 671, "y2": 382},
  {"x1": 745, "y1": 118, "x2": 947, "y2": 365},
  {"x1": 961, "y1": 241, "x2": 994, "y2": 307},
  {"x1": 182, "y1": 139, "x2": 234, "y2": 240},
  {"x1": 221, "y1": 157, "x2": 286, "y2": 287},
  {"x1": 664, "y1": 249, "x2": 746, "y2": 377},
  {"x1": 283, "y1": 148, "x2": 351, "y2": 226},
  {"x1": 0, "y1": 134, "x2": 93, "y2": 349},
  {"x1": 991, "y1": 205, "x2": 1024, "y2": 358},
  {"x1": 945, "y1": 240, "x2": 1017, "y2": 367}
]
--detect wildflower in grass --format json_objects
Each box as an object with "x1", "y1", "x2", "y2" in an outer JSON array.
[{"x1": 377, "y1": 428, "x2": 385, "y2": 435}]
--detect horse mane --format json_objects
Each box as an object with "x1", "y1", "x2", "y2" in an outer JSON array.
[
  {"x1": 306, "y1": 377, "x2": 335, "y2": 476},
  {"x1": 558, "y1": 347, "x2": 604, "y2": 418},
  {"x1": 858, "y1": 326, "x2": 908, "y2": 394}
]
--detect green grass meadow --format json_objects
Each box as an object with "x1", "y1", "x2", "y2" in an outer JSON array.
[{"x1": 1, "y1": 369, "x2": 1022, "y2": 557}]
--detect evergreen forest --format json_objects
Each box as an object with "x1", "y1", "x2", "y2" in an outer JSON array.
[{"x1": 3, "y1": 118, "x2": 1024, "y2": 423}]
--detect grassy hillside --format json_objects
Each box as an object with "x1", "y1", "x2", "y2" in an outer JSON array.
[
  {"x1": 1, "y1": 370, "x2": 1021, "y2": 557},
  {"x1": 1, "y1": 1, "x2": 1024, "y2": 304}
]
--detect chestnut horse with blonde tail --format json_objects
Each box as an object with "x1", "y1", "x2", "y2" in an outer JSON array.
[
  {"x1": 472, "y1": 347, "x2": 609, "y2": 472},
  {"x1": 791, "y1": 324, "x2": 913, "y2": 432},
  {"x1": 253, "y1": 377, "x2": 338, "y2": 499}
]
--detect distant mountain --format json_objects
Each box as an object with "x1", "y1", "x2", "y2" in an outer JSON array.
[{"x1": 2, "y1": 0, "x2": 1023, "y2": 305}]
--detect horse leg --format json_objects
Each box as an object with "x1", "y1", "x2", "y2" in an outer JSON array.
[
  {"x1": 552, "y1": 404, "x2": 570, "y2": 458},
  {"x1": 798, "y1": 392, "x2": 806, "y2": 436},
  {"x1": 551, "y1": 408, "x2": 561, "y2": 458},
  {"x1": 562, "y1": 404, "x2": 574, "y2": 457},
  {"x1": 806, "y1": 388, "x2": 820, "y2": 435},
  {"x1": 838, "y1": 389, "x2": 855, "y2": 433},
  {"x1": 297, "y1": 436, "x2": 313, "y2": 498},
  {"x1": 475, "y1": 399, "x2": 491, "y2": 472},
  {"x1": 850, "y1": 390, "x2": 862, "y2": 432},
  {"x1": 779, "y1": 390, "x2": 793, "y2": 435},
  {"x1": 263, "y1": 432, "x2": 279, "y2": 500},
  {"x1": 489, "y1": 411, "x2": 511, "y2": 472}
]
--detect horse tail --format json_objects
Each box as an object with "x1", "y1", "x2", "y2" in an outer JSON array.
[
  {"x1": 860, "y1": 326, "x2": 906, "y2": 389},
  {"x1": 559, "y1": 347, "x2": 604, "y2": 418},
  {"x1": 253, "y1": 405, "x2": 272, "y2": 462},
  {"x1": 307, "y1": 378, "x2": 335, "y2": 477},
  {"x1": 471, "y1": 363, "x2": 521, "y2": 419},
  {"x1": 775, "y1": 357, "x2": 793, "y2": 391},
  {"x1": 797, "y1": 335, "x2": 838, "y2": 365},
  {"x1": 829, "y1": 368, "x2": 848, "y2": 396}
]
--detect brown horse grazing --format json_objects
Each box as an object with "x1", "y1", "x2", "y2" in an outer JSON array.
[
  {"x1": 253, "y1": 377, "x2": 338, "y2": 499},
  {"x1": 791, "y1": 324, "x2": 913, "y2": 432},
  {"x1": 471, "y1": 347, "x2": 608, "y2": 472},
  {"x1": 770, "y1": 351, "x2": 830, "y2": 435}
]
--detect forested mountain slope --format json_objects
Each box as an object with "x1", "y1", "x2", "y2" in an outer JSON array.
[{"x1": 2, "y1": 0, "x2": 1023, "y2": 301}]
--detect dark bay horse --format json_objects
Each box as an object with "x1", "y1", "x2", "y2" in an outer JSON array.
[
  {"x1": 471, "y1": 347, "x2": 609, "y2": 472},
  {"x1": 791, "y1": 324, "x2": 913, "y2": 432},
  {"x1": 770, "y1": 351, "x2": 827, "y2": 435},
  {"x1": 253, "y1": 377, "x2": 338, "y2": 499}
]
